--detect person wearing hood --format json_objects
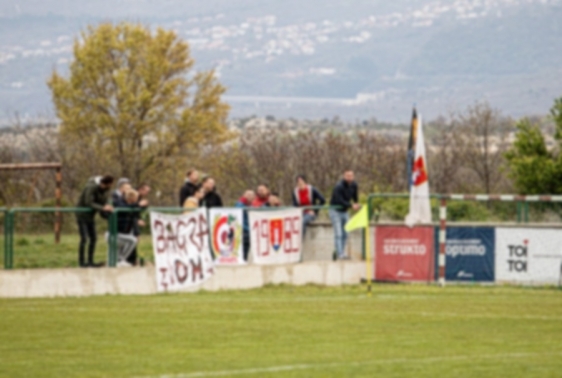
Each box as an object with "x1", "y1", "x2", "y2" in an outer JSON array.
[
  {"x1": 235, "y1": 190, "x2": 256, "y2": 261},
  {"x1": 76, "y1": 175, "x2": 114, "y2": 267},
  {"x1": 201, "y1": 176, "x2": 223, "y2": 208},
  {"x1": 179, "y1": 169, "x2": 199, "y2": 207}
]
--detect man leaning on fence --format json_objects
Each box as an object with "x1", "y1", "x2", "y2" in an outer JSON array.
[
  {"x1": 329, "y1": 170, "x2": 360, "y2": 260},
  {"x1": 76, "y1": 175, "x2": 114, "y2": 268}
]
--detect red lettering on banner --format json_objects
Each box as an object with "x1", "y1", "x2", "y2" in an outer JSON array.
[
  {"x1": 196, "y1": 214, "x2": 209, "y2": 253},
  {"x1": 375, "y1": 226, "x2": 435, "y2": 282},
  {"x1": 154, "y1": 220, "x2": 166, "y2": 253},
  {"x1": 191, "y1": 257, "x2": 203, "y2": 282},
  {"x1": 175, "y1": 259, "x2": 189, "y2": 283},
  {"x1": 252, "y1": 219, "x2": 270, "y2": 256},
  {"x1": 159, "y1": 267, "x2": 168, "y2": 289},
  {"x1": 176, "y1": 220, "x2": 187, "y2": 252},
  {"x1": 283, "y1": 216, "x2": 300, "y2": 253}
]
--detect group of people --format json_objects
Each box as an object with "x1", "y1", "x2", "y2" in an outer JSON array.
[
  {"x1": 76, "y1": 168, "x2": 360, "y2": 267},
  {"x1": 76, "y1": 176, "x2": 151, "y2": 268}
]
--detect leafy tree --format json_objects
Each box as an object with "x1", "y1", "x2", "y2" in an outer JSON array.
[
  {"x1": 48, "y1": 22, "x2": 230, "y2": 184},
  {"x1": 505, "y1": 97, "x2": 562, "y2": 194}
]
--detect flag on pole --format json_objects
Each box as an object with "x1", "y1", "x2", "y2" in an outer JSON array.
[
  {"x1": 405, "y1": 114, "x2": 431, "y2": 227},
  {"x1": 345, "y1": 206, "x2": 368, "y2": 232},
  {"x1": 406, "y1": 107, "x2": 419, "y2": 192},
  {"x1": 344, "y1": 205, "x2": 373, "y2": 295}
]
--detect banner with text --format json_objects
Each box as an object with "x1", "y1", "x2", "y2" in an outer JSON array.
[
  {"x1": 495, "y1": 228, "x2": 562, "y2": 284},
  {"x1": 375, "y1": 226, "x2": 435, "y2": 282},
  {"x1": 150, "y1": 210, "x2": 215, "y2": 292},
  {"x1": 435, "y1": 227, "x2": 495, "y2": 282},
  {"x1": 249, "y1": 208, "x2": 302, "y2": 265},
  {"x1": 209, "y1": 208, "x2": 245, "y2": 265}
]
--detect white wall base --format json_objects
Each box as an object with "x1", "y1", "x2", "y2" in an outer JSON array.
[{"x1": 0, "y1": 261, "x2": 366, "y2": 298}]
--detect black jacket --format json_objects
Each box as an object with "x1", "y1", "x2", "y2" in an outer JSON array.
[
  {"x1": 112, "y1": 193, "x2": 141, "y2": 234},
  {"x1": 76, "y1": 177, "x2": 110, "y2": 222},
  {"x1": 329, "y1": 180, "x2": 358, "y2": 212},
  {"x1": 179, "y1": 181, "x2": 198, "y2": 207},
  {"x1": 203, "y1": 190, "x2": 223, "y2": 208}
]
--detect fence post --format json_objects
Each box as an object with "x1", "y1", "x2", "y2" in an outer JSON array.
[
  {"x1": 524, "y1": 202, "x2": 529, "y2": 223},
  {"x1": 4, "y1": 210, "x2": 14, "y2": 270},
  {"x1": 516, "y1": 201, "x2": 521, "y2": 223},
  {"x1": 3, "y1": 209, "x2": 8, "y2": 269},
  {"x1": 54, "y1": 167, "x2": 62, "y2": 244},
  {"x1": 438, "y1": 197, "x2": 447, "y2": 287},
  {"x1": 108, "y1": 211, "x2": 118, "y2": 267}
]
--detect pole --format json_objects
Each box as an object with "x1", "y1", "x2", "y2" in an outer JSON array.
[
  {"x1": 438, "y1": 197, "x2": 447, "y2": 287},
  {"x1": 54, "y1": 167, "x2": 62, "y2": 244},
  {"x1": 109, "y1": 211, "x2": 118, "y2": 267},
  {"x1": 364, "y1": 224, "x2": 372, "y2": 296}
]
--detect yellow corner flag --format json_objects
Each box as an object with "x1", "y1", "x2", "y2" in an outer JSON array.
[
  {"x1": 345, "y1": 205, "x2": 368, "y2": 232},
  {"x1": 344, "y1": 205, "x2": 373, "y2": 296}
]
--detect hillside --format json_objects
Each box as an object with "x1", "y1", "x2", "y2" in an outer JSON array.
[{"x1": 0, "y1": 0, "x2": 561, "y2": 122}]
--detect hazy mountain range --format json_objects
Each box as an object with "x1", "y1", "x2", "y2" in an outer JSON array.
[{"x1": 0, "y1": 0, "x2": 561, "y2": 123}]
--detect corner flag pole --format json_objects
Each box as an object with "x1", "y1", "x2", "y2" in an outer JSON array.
[{"x1": 364, "y1": 222, "x2": 372, "y2": 296}]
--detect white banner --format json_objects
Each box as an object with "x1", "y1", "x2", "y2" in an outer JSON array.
[
  {"x1": 495, "y1": 228, "x2": 562, "y2": 284},
  {"x1": 150, "y1": 210, "x2": 214, "y2": 292},
  {"x1": 209, "y1": 208, "x2": 245, "y2": 265},
  {"x1": 249, "y1": 208, "x2": 302, "y2": 265}
]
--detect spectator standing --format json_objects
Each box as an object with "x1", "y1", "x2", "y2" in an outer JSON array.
[
  {"x1": 179, "y1": 169, "x2": 199, "y2": 207},
  {"x1": 267, "y1": 192, "x2": 282, "y2": 207},
  {"x1": 127, "y1": 183, "x2": 151, "y2": 266},
  {"x1": 292, "y1": 175, "x2": 326, "y2": 235},
  {"x1": 76, "y1": 175, "x2": 114, "y2": 267},
  {"x1": 112, "y1": 189, "x2": 141, "y2": 267},
  {"x1": 183, "y1": 184, "x2": 205, "y2": 210},
  {"x1": 112, "y1": 178, "x2": 131, "y2": 206},
  {"x1": 252, "y1": 184, "x2": 270, "y2": 207},
  {"x1": 201, "y1": 177, "x2": 223, "y2": 208},
  {"x1": 235, "y1": 190, "x2": 256, "y2": 261},
  {"x1": 329, "y1": 170, "x2": 360, "y2": 260}
]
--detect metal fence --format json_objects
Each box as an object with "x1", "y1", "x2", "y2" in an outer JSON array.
[{"x1": 1, "y1": 205, "x2": 344, "y2": 270}]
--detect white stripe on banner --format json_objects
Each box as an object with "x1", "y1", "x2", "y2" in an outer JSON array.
[{"x1": 147, "y1": 352, "x2": 562, "y2": 378}]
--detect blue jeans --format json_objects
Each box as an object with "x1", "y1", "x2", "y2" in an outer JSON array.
[
  {"x1": 329, "y1": 209, "x2": 349, "y2": 258},
  {"x1": 302, "y1": 213, "x2": 316, "y2": 237}
]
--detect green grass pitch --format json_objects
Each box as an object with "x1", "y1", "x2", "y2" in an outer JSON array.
[{"x1": 0, "y1": 285, "x2": 561, "y2": 377}]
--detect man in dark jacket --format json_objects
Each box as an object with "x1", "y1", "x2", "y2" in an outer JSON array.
[
  {"x1": 329, "y1": 170, "x2": 360, "y2": 260},
  {"x1": 76, "y1": 175, "x2": 114, "y2": 267},
  {"x1": 201, "y1": 177, "x2": 223, "y2": 208},
  {"x1": 179, "y1": 169, "x2": 199, "y2": 206},
  {"x1": 292, "y1": 174, "x2": 326, "y2": 236}
]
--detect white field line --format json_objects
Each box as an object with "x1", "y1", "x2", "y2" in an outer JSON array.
[{"x1": 145, "y1": 352, "x2": 562, "y2": 378}]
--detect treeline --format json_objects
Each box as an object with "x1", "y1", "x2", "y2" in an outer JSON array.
[{"x1": 1, "y1": 101, "x2": 561, "y2": 215}]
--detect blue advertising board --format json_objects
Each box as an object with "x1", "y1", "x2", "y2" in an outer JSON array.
[{"x1": 435, "y1": 227, "x2": 495, "y2": 282}]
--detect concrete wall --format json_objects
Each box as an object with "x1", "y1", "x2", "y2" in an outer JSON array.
[
  {"x1": 0, "y1": 261, "x2": 365, "y2": 298},
  {"x1": 302, "y1": 222, "x2": 364, "y2": 261}
]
